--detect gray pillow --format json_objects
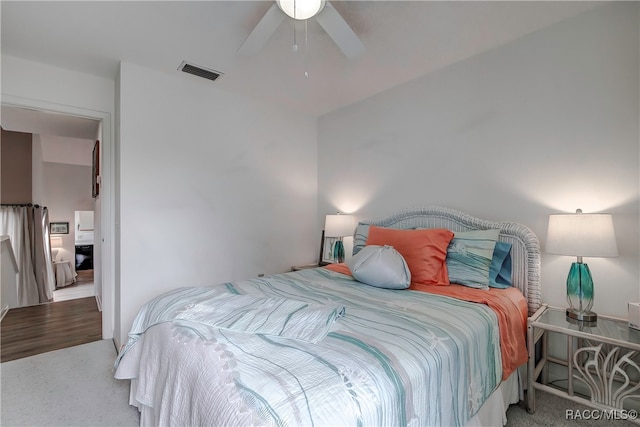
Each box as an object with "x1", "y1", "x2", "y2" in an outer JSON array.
[{"x1": 347, "y1": 245, "x2": 411, "y2": 289}]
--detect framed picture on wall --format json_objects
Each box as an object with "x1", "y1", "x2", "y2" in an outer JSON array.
[
  {"x1": 50, "y1": 222, "x2": 69, "y2": 234},
  {"x1": 320, "y1": 232, "x2": 338, "y2": 265},
  {"x1": 92, "y1": 140, "x2": 100, "y2": 198}
]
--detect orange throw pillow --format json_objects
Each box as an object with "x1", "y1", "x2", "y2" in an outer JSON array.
[{"x1": 365, "y1": 226, "x2": 454, "y2": 286}]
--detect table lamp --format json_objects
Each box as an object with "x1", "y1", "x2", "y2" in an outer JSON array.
[
  {"x1": 50, "y1": 236, "x2": 63, "y2": 248},
  {"x1": 546, "y1": 209, "x2": 618, "y2": 322},
  {"x1": 50, "y1": 236, "x2": 63, "y2": 262},
  {"x1": 324, "y1": 213, "x2": 354, "y2": 263}
]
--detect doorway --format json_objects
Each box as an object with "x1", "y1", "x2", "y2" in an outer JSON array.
[
  {"x1": 1, "y1": 112, "x2": 98, "y2": 305},
  {"x1": 52, "y1": 210, "x2": 96, "y2": 302},
  {"x1": 1, "y1": 98, "x2": 113, "y2": 341}
]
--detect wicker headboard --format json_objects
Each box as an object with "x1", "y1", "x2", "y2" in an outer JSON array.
[{"x1": 353, "y1": 206, "x2": 541, "y2": 315}]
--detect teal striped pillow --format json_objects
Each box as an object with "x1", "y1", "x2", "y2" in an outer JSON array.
[
  {"x1": 446, "y1": 229, "x2": 501, "y2": 290},
  {"x1": 353, "y1": 223, "x2": 370, "y2": 255}
]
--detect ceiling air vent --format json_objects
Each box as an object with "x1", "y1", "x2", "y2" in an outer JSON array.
[{"x1": 178, "y1": 61, "x2": 223, "y2": 82}]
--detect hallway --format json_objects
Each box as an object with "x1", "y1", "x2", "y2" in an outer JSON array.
[
  {"x1": 0, "y1": 295, "x2": 101, "y2": 363},
  {"x1": 53, "y1": 269, "x2": 95, "y2": 302}
]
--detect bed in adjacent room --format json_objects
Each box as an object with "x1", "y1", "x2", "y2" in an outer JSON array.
[{"x1": 115, "y1": 206, "x2": 541, "y2": 426}]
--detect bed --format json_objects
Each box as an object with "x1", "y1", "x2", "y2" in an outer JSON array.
[{"x1": 115, "y1": 206, "x2": 541, "y2": 426}]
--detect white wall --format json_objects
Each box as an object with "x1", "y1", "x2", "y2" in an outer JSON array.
[
  {"x1": 32, "y1": 135, "x2": 44, "y2": 204},
  {"x1": 40, "y1": 135, "x2": 94, "y2": 166},
  {"x1": 117, "y1": 62, "x2": 318, "y2": 344},
  {"x1": 318, "y1": 3, "x2": 639, "y2": 317},
  {"x1": 2, "y1": 56, "x2": 115, "y2": 113}
]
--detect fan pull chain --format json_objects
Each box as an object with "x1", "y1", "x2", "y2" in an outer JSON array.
[
  {"x1": 292, "y1": 0, "x2": 298, "y2": 52},
  {"x1": 292, "y1": 23, "x2": 298, "y2": 52},
  {"x1": 304, "y1": 19, "x2": 309, "y2": 78}
]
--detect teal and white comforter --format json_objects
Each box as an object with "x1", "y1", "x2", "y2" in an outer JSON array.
[{"x1": 115, "y1": 268, "x2": 502, "y2": 426}]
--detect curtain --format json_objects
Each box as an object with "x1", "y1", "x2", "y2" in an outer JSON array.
[
  {"x1": 29, "y1": 206, "x2": 55, "y2": 302},
  {"x1": 1, "y1": 206, "x2": 54, "y2": 306},
  {"x1": 1, "y1": 206, "x2": 39, "y2": 306}
]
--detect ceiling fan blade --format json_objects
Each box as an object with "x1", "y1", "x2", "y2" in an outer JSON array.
[
  {"x1": 238, "y1": 3, "x2": 285, "y2": 55},
  {"x1": 315, "y1": 2, "x2": 365, "y2": 59}
]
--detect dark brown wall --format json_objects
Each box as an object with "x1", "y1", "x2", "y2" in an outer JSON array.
[{"x1": 1, "y1": 128, "x2": 33, "y2": 204}]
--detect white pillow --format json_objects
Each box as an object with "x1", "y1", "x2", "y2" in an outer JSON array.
[{"x1": 347, "y1": 245, "x2": 411, "y2": 289}]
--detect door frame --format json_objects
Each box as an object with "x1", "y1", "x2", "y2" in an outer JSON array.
[{"x1": 2, "y1": 94, "x2": 115, "y2": 340}]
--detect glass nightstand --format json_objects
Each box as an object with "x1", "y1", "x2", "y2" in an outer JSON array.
[{"x1": 527, "y1": 304, "x2": 640, "y2": 422}]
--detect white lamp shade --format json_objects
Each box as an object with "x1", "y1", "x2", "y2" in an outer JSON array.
[
  {"x1": 277, "y1": 0, "x2": 326, "y2": 20},
  {"x1": 324, "y1": 214, "x2": 354, "y2": 238},
  {"x1": 50, "y1": 236, "x2": 63, "y2": 248},
  {"x1": 546, "y1": 212, "x2": 618, "y2": 258}
]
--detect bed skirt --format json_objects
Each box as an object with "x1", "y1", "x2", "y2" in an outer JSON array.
[
  {"x1": 122, "y1": 356, "x2": 524, "y2": 427},
  {"x1": 466, "y1": 366, "x2": 523, "y2": 426}
]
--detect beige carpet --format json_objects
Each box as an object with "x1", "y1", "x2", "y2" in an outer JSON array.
[
  {"x1": 2, "y1": 339, "x2": 636, "y2": 426},
  {"x1": 506, "y1": 390, "x2": 636, "y2": 427},
  {"x1": 1, "y1": 339, "x2": 139, "y2": 427}
]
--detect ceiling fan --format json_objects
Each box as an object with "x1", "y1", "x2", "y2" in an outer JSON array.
[{"x1": 238, "y1": 0, "x2": 365, "y2": 59}]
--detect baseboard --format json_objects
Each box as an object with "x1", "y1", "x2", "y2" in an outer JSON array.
[
  {"x1": 95, "y1": 294, "x2": 102, "y2": 312},
  {"x1": 0, "y1": 304, "x2": 9, "y2": 321},
  {"x1": 111, "y1": 337, "x2": 120, "y2": 354}
]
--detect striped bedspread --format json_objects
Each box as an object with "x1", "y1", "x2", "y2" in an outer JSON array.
[
  {"x1": 117, "y1": 288, "x2": 346, "y2": 363},
  {"x1": 115, "y1": 268, "x2": 503, "y2": 426}
]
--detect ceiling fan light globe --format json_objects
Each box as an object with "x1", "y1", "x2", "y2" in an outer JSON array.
[{"x1": 276, "y1": 0, "x2": 326, "y2": 20}]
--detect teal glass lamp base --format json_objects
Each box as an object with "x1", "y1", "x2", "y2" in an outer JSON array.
[
  {"x1": 333, "y1": 240, "x2": 345, "y2": 263},
  {"x1": 565, "y1": 262, "x2": 597, "y2": 323}
]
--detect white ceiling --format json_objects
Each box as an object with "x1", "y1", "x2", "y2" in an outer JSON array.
[{"x1": 2, "y1": 1, "x2": 603, "y2": 117}]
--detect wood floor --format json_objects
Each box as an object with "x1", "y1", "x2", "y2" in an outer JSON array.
[{"x1": 1, "y1": 284, "x2": 102, "y2": 362}]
